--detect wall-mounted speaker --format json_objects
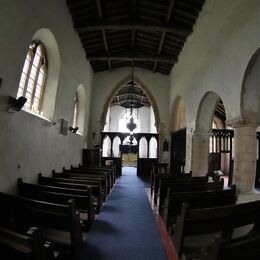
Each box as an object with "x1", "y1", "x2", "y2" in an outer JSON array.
[
  {"x1": 8, "y1": 96, "x2": 27, "y2": 112},
  {"x1": 69, "y1": 126, "x2": 79, "y2": 133}
]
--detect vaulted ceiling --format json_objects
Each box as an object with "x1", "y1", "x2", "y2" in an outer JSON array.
[{"x1": 66, "y1": 0, "x2": 205, "y2": 75}]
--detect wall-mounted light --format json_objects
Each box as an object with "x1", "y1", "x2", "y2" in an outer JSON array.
[
  {"x1": 69, "y1": 126, "x2": 79, "y2": 134},
  {"x1": 8, "y1": 96, "x2": 27, "y2": 113}
]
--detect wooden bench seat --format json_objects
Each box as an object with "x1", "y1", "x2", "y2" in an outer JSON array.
[
  {"x1": 17, "y1": 178, "x2": 95, "y2": 229},
  {"x1": 198, "y1": 233, "x2": 260, "y2": 260},
  {"x1": 38, "y1": 174, "x2": 103, "y2": 213},
  {"x1": 63, "y1": 167, "x2": 112, "y2": 191},
  {"x1": 153, "y1": 174, "x2": 209, "y2": 204},
  {"x1": 158, "y1": 179, "x2": 224, "y2": 215},
  {"x1": 75, "y1": 164, "x2": 116, "y2": 185},
  {"x1": 172, "y1": 198, "x2": 260, "y2": 259},
  {"x1": 0, "y1": 226, "x2": 55, "y2": 260},
  {"x1": 163, "y1": 185, "x2": 237, "y2": 229},
  {"x1": 53, "y1": 171, "x2": 109, "y2": 197},
  {"x1": 0, "y1": 192, "x2": 82, "y2": 255}
]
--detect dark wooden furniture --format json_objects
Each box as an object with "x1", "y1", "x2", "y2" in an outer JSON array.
[
  {"x1": 0, "y1": 192, "x2": 83, "y2": 254},
  {"x1": 83, "y1": 148, "x2": 101, "y2": 166},
  {"x1": 170, "y1": 128, "x2": 186, "y2": 173},
  {"x1": 209, "y1": 129, "x2": 234, "y2": 186},
  {"x1": 73, "y1": 165, "x2": 116, "y2": 186},
  {"x1": 163, "y1": 185, "x2": 237, "y2": 229},
  {"x1": 17, "y1": 178, "x2": 95, "y2": 230},
  {"x1": 53, "y1": 171, "x2": 108, "y2": 198},
  {"x1": 100, "y1": 132, "x2": 159, "y2": 177},
  {"x1": 152, "y1": 173, "x2": 206, "y2": 204},
  {"x1": 199, "y1": 234, "x2": 260, "y2": 260},
  {"x1": 38, "y1": 173, "x2": 103, "y2": 213},
  {"x1": 158, "y1": 179, "x2": 224, "y2": 215},
  {"x1": 63, "y1": 167, "x2": 112, "y2": 191},
  {"x1": 173, "y1": 199, "x2": 260, "y2": 259},
  {"x1": 137, "y1": 158, "x2": 158, "y2": 176},
  {"x1": 0, "y1": 227, "x2": 55, "y2": 260}
]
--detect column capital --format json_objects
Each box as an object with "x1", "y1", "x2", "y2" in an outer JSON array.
[
  {"x1": 193, "y1": 131, "x2": 211, "y2": 137},
  {"x1": 226, "y1": 116, "x2": 258, "y2": 128}
]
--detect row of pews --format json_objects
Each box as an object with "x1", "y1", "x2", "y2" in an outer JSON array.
[
  {"x1": 151, "y1": 168, "x2": 260, "y2": 259},
  {"x1": 0, "y1": 164, "x2": 116, "y2": 259}
]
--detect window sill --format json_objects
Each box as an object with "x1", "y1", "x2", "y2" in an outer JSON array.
[{"x1": 21, "y1": 108, "x2": 55, "y2": 125}]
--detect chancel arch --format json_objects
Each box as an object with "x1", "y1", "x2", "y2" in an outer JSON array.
[{"x1": 100, "y1": 75, "x2": 160, "y2": 132}]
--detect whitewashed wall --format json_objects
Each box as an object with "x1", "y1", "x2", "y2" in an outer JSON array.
[
  {"x1": 89, "y1": 67, "x2": 169, "y2": 147},
  {"x1": 0, "y1": 0, "x2": 93, "y2": 193},
  {"x1": 169, "y1": 0, "x2": 260, "y2": 170}
]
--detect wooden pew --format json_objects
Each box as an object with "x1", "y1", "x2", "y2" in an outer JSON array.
[
  {"x1": 0, "y1": 192, "x2": 82, "y2": 255},
  {"x1": 199, "y1": 234, "x2": 260, "y2": 260},
  {"x1": 53, "y1": 170, "x2": 108, "y2": 197},
  {"x1": 17, "y1": 178, "x2": 95, "y2": 228},
  {"x1": 63, "y1": 167, "x2": 112, "y2": 191},
  {"x1": 153, "y1": 173, "x2": 209, "y2": 204},
  {"x1": 173, "y1": 199, "x2": 260, "y2": 259},
  {"x1": 158, "y1": 178, "x2": 224, "y2": 215},
  {"x1": 76, "y1": 164, "x2": 116, "y2": 185},
  {"x1": 163, "y1": 185, "x2": 237, "y2": 229},
  {"x1": 38, "y1": 173, "x2": 103, "y2": 213},
  {"x1": 0, "y1": 226, "x2": 55, "y2": 260}
]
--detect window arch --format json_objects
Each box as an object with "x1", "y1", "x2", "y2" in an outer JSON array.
[
  {"x1": 17, "y1": 42, "x2": 47, "y2": 114},
  {"x1": 72, "y1": 92, "x2": 79, "y2": 128},
  {"x1": 72, "y1": 84, "x2": 86, "y2": 135}
]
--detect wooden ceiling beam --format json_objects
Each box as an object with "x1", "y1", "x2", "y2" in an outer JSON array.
[
  {"x1": 87, "y1": 53, "x2": 177, "y2": 63},
  {"x1": 96, "y1": 0, "x2": 112, "y2": 70},
  {"x1": 153, "y1": 0, "x2": 175, "y2": 72},
  {"x1": 131, "y1": 0, "x2": 137, "y2": 67},
  {"x1": 75, "y1": 21, "x2": 192, "y2": 37}
]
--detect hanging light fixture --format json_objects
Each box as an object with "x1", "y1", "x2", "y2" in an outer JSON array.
[{"x1": 126, "y1": 65, "x2": 137, "y2": 132}]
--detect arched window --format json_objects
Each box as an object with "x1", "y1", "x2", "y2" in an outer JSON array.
[
  {"x1": 72, "y1": 92, "x2": 79, "y2": 128},
  {"x1": 17, "y1": 42, "x2": 47, "y2": 114}
]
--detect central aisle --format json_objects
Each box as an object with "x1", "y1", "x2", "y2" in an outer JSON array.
[{"x1": 78, "y1": 167, "x2": 167, "y2": 260}]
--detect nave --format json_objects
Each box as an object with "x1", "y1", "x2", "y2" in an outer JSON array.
[{"x1": 77, "y1": 167, "x2": 168, "y2": 260}]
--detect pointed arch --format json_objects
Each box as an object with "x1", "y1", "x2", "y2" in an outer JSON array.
[{"x1": 100, "y1": 75, "x2": 160, "y2": 132}]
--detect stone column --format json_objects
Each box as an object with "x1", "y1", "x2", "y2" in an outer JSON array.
[
  {"x1": 191, "y1": 132, "x2": 210, "y2": 176},
  {"x1": 233, "y1": 126, "x2": 257, "y2": 194},
  {"x1": 185, "y1": 127, "x2": 193, "y2": 173}
]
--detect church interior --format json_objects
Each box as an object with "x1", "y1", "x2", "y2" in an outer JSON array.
[{"x1": 0, "y1": 0, "x2": 260, "y2": 259}]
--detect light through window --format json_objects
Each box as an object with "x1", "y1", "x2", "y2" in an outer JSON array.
[
  {"x1": 72, "y1": 92, "x2": 79, "y2": 128},
  {"x1": 17, "y1": 42, "x2": 47, "y2": 114}
]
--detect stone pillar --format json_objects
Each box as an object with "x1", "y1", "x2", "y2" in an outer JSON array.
[
  {"x1": 233, "y1": 126, "x2": 257, "y2": 194},
  {"x1": 191, "y1": 132, "x2": 211, "y2": 176},
  {"x1": 185, "y1": 127, "x2": 193, "y2": 173}
]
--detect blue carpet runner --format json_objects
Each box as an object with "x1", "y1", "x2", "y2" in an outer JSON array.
[{"x1": 78, "y1": 169, "x2": 167, "y2": 260}]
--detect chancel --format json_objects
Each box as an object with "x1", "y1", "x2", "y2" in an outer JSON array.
[{"x1": 0, "y1": 0, "x2": 260, "y2": 259}]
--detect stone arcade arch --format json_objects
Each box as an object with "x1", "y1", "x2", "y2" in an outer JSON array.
[
  {"x1": 192, "y1": 92, "x2": 224, "y2": 176},
  {"x1": 232, "y1": 48, "x2": 260, "y2": 193}
]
